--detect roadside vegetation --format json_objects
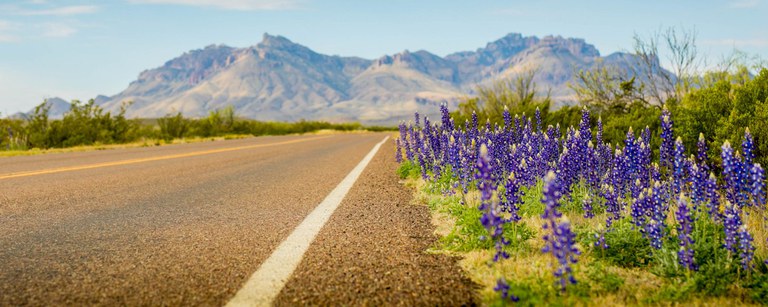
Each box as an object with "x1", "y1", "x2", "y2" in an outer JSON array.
[
  {"x1": 397, "y1": 28, "x2": 768, "y2": 305},
  {"x1": 0, "y1": 101, "x2": 392, "y2": 153}
]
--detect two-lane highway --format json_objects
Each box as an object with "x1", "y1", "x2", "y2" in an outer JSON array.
[{"x1": 0, "y1": 134, "x2": 384, "y2": 305}]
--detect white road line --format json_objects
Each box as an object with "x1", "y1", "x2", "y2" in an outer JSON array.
[{"x1": 226, "y1": 136, "x2": 390, "y2": 307}]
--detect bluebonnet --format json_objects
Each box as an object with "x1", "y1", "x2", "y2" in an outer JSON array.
[
  {"x1": 751, "y1": 164, "x2": 766, "y2": 208},
  {"x1": 631, "y1": 188, "x2": 649, "y2": 229},
  {"x1": 690, "y1": 163, "x2": 706, "y2": 208},
  {"x1": 503, "y1": 106, "x2": 512, "y2": 133},
  {"x1": 676, "y1": 194, "x2": 697, "y2": 271},
  {"x1": 579, "y1": 107, "x2": 592, "y2": 145},
  {"x1": 743, "y1": 128, "x2": 754, "y2": 168},
  {"x1": 494, "y1": 277, "x2": 519, "y2": 302},
  {"x1": 440, "y1": 103, "x2": 454, "y2": 133},
  {"x1": 738, "y1": 225, "x2": 755, "y2": 271},
  {"x1": 541, "y1": 171, "x2": 580, "y2": 291},
  {"x1": 583, "y1": 194, "x2": 595, "y2": 219},
  {"x1": 594, "y1": 231, "x2": 608, "y2": 249},
  {"x1": 705, "y1": 173, "x2": 721, "y2": 221},
  {"x1": 611, "y1": 148, "x2": 629, "y2": 198},
  {"x1": 697, "y1": 133, "x2": 710, "y2": 174},
  {"x1": 503, "y1": 172, "x2": 522, "y2": 222},
  {"x1": 476, "y1": 144, "x2": 510, "y2": 262},
  {"x1": 646, "y1": 181, "x2": 667, "y2": 249},
  {"x1": 535, "y1": 107, "x2": 542, "y2": 132},
  {"x1": 673, "y1": 137, "x2": 686, "y2": 195},
  {"x1": 602, "y1": 183, "x2": 621, "y2": 228},
  {"x1": 660, "y1": 106, "x2": 675, "y2": 173},
  {"x1": 723, "y1": 201, "x2": 742, "y2": 254},
  {"x1": 398, "y1": 122, "x2": 413, "y2": 161},
  {"x1": 395, "y1": 138, "x2": 403, "y2": 163},
  {"x1": 625, "y1": 127, "x2": 638, "y2": 178},
  {"x1": 721, "y1": 141, "x2": 742, "y2": 206}
]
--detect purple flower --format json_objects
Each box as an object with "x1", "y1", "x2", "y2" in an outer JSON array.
[
  {"x1": 705, "y1": 173, "x2": 722, "y2": 221},
  {"x1": 743, "y1": 128, "x2": 754, "y2": 168},
  {"x1": 690, "y1": 164, "x2": 706, "y2": 207},
  {"x1": 722, "y1": 141, "x2": 742, "y2": 206},
  {"x1": 583, "y1": 194, "x2": 595, "y2": 219},
  {"x1": 723, "y1": 202, "x2": 742, "y2": 254},
  {"x1": 676, "y1": 194, "x2": 697, "y2": 271},
  {"x1": 541, "y1": 171, "x2": 580, "y2": 291},
  {"x1": 494, "y1": 277, "x2": 519, "y2": 302},
  {"x1": 395, "y1": 138, "x2": 403, "y2": 163},
  {"x1": 503, "y1": 172, "x2": 522, "y2": 222},
  {"x1": 646, "y1": 181, "x2": 667, "y2": 250},
  {"x1": 594, "y1": 232, "x2": 608, "y2": 249},
  {"x1": 398, "y1": 122, "x2": 413, "y2": 161},
  {"x1": 439, "y1": 103, "x2": 454, "y2": 132},
  {"x1": 751, "y1": 164, "x2": 766, "y2": 208},
  {"x1": 476, "y1": 144, "x2": 509, "y2": 262},
  {"x1": 660, "y1": 106, "x2": 675, "y2": 173},
  {"x1": 535, "y1": 106, "x2": 542, "y2": 133},
  {"x1": 738, "y1": 225, "x2": 755, "y2": 271},
  {"x1": 602, "y1": 184, "x2": 621, "y2": 228},
  {"x1": 631, "y1": 187, "x2": 649, "y2": 229},
  {"x1": 673, "y1": 137, "x2": 687, "y2": 195},
  {"x1": 579, "y1": 107, "x2": 592, "y2": 144}
]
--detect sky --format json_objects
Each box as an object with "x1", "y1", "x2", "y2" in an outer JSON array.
[{"x1": 0, "y1": 0, "x2": 766, "y2": 115}]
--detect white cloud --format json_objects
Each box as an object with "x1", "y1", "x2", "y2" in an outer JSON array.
[
  {"x1": 0, "y1": 20, "x2": 18, "y2": 42},
  {"x1": 42, "y1": 23, "x2": 77, "y2": 38},
  {"x1": 128, "y1": 0, "x2": 303, "y2": 10},
  {"x1": 16, "y1": 5, "x2": 98, "y2": 16},
  {"x1": 703, "y1": 38, "x2": 768, "y2": 47},
  {"x1": 729, "y1": 0, "x2": 760, "y2": 8}
]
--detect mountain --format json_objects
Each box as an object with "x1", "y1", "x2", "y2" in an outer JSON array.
[
  {"x1": 15, "y1": 97, "x2": 72, "y2": 120},
  {"x1": 49, "y1": 33, "x2": 651, "y2": 125}
]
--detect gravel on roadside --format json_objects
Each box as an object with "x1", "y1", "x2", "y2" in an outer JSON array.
[{"x1": 275, "y1": 138, "x2": 478, "y2": 306}]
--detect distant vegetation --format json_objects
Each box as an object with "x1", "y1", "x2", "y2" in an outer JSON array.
[
  {"x1": 0, "y1": 101, "x2": 390, "y2": 151},
  {"x1": 456, "y1": 27, "x2": 767, "y2": 168}
]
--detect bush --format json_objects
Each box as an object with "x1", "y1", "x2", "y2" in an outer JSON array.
[{"x1": 590, "y1": 217, "x2": 654, "y2": 268}]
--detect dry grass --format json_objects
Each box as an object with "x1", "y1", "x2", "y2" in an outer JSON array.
[
  {"x1": 403, "y1": 173, "x2": 768, "y2": 306},
  {"x1": 0, "y1": 129, "x2": 382, "y2": 158},
  {"x1": 0, "y1": 135, "x2": 255, "y2": 157}
]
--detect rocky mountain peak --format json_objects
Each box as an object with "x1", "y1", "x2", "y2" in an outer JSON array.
[
  {"x1": 536, "y1": 35, "x2": 600, "y2": 57},
  {"x1": 83, "y1": 32, "x2": 648, "y2": 125},
  {"x1": 258, "y1": 33, "x2": 298, "y2": 49}
]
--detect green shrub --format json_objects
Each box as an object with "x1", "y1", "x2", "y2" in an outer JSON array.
[
  {"x1": 586, "y1": 261, "x2": 624, "y2": 293},
  {"x1": 397, "y1": 160, "x2": 421, "y2": 179},
  {"x1": 590, "y1": 218, "x2": 654, "y2": 268}
]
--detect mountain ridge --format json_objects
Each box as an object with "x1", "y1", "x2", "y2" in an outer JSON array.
[{"x1": 37, "y1": 33, "x2": 646, "y2": 125}]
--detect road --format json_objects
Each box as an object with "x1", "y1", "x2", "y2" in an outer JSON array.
[{"x1": 0, "y1": 133, "x2": 475, "y2": 306}]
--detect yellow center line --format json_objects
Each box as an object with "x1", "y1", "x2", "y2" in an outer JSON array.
[{"x1": 0, "y1": 136, "x2": 332, "y2": 180}]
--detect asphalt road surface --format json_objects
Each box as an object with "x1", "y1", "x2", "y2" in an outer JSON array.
[{"x1": 0, "y1": 133, "x2": 475, "y2": 306}]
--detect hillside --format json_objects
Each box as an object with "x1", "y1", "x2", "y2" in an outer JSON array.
[{"x1": 46, "y1": 33, "x2": 649, "y2": 125}]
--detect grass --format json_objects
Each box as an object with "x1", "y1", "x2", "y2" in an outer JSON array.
[
  {"x1": 0, "y1": 134, "x2": 252, "y2": 157},
  {"x1": 0, "y1": 129, "x2": 383, "y2": 158},
  {"x1": 399, "y1": 163, "x2": 768, "y2": 306}
]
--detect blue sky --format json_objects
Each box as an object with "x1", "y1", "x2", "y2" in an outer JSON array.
[{"x1": 0, "y1": 0, "x2": 766, "y2": 115}]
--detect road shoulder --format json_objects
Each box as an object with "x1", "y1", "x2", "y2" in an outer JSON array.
[{"x1": 275, "y1": 138, "x2": 477, "y2": 305}]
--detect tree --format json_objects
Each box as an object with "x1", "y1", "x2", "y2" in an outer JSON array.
[
  {"x1": 571, "y1": 59, "x2": 650, "y2": 112},
  {"x1": 571, "y1": 27, "x2": 702, "y2": 110},
  {"x1": 630, "y1": 27, "x2": 701, "y2": 105},
  {"x1": 455, "y1": 69, "x2": 551, "y2": 124}
]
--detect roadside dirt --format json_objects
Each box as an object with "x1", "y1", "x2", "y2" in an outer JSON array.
[{"x1": 275, "y1": 138, "x2": 478, "y2": 305}]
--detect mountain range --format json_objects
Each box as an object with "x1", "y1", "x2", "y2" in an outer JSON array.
[{"x1": 36, "y1": 33, "x2": 642, "y2": 125}]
